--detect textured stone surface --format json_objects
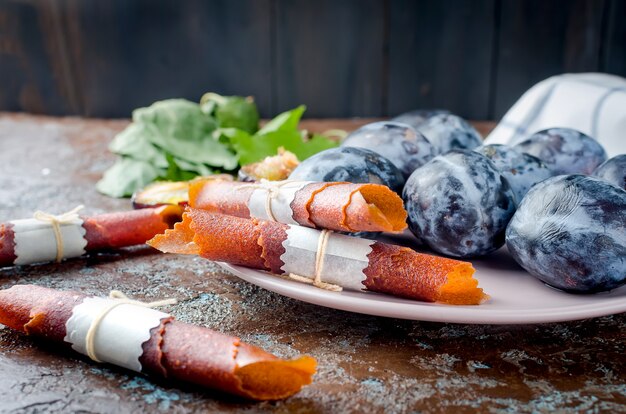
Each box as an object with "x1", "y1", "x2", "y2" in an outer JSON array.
[{"x1": 0, "y1": 113, "x2": 624, "y2": 413}]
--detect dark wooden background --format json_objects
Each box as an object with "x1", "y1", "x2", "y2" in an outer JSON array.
[{"x1": 0, "y1": 0, "x2": 624, "y2": 120}]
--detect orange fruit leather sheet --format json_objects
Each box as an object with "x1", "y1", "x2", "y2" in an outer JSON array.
[
  {"x1": 0, "y1": 205, "x2": 183, "y2": 266},
  {"x1": 149, "y1": 210, "x2": 487, "y2": 305},
  {"x1": 188, "y1": 179, "x2": 407, "y2": 233},
  {"x1": 0, "y1": 285, "x2": 316, "y2": 400},
  {"x1": 83, "y1": 205, "x2": 182, "y2": 250}
]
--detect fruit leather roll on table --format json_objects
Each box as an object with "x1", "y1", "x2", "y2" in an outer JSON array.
[
  {"x1": 0, "y1": 285, "x2": 316, "y2": 400},
  {"x1": 149, "y1": 209, "x2": 487, "y2": 305},
  {"x1": 188, "y1": 179, "x2": 407, "y2": 233},
  {"x1": 0, "y1": 205, "x2": 182, "y2": 266}
]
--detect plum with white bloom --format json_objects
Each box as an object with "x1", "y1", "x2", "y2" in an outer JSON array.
[
  {"x1": 506, "y1": 175, "x2": 626, "y2": 292},
  {"x1": 403, "y1": 150, "x2": 516, "y2": 258},
  {"x1": 341, "y1": 121, "x2": 436, "y2": 179},
  {"x1": 515, "y1": 128, "x2": 607, "y2": 175}
]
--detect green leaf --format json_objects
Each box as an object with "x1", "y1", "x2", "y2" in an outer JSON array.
[
  {"x1": 293, "y1": 133, "x2": 339, "y2": 160},
  {"x1": 158, "y1": 137, "x2": 238, "y2": 170},
  {"x1": 217, "y1": 128, "x2": 252, "y2": 163},
  {"x1": 225, "y1": 127, "x2": 338, "y2": 166},
  {"x1": 223, "y1": 106, "x2": 337, "y2": 165},
  {"x1": 132, "y1": 99, "x2": 238, "y2": 170},
  {"x1": 231, "y1": 130, "x2": 294, "y2": 165},
  {"x1": 109, "y1": 123, "x2": 168, "y2": 168},
  {"x1": 171, "y1": 157, "x2": 214, "y2": 177},
  {"x1": 96, "y1": 158, "x2": 163, "y2": 198},
  {"x1": 160, "y1": 154, "x2": 200, "y2": 182},
  {"x1": 200, "y1": 92, "x2": 260, "y2": 134},
  {"x1": 258, "y1": 105, "x2": 306, "y2": 135},
  {"x1": 99, "y1": 98, "x2": 335, "y2": 198}
]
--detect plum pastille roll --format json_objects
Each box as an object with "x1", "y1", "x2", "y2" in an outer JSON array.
[
  {"x1": 188, "y1": 179, "x2": 408, "y2": 233},
  {"x1": 0, "y1": 285, "x2": 316, "y2": 400},
  {"x1": 0, "y1": 205, "x2": 183, "y2": 267},
  {"x1": 149, "y1": 210, "x2": 487, "y2": 305}
]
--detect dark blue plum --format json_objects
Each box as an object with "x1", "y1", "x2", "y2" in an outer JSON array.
[
  {"x1": 593, "y1": 154, "x2": 626, "y2": 190},
  {"x1": 341, "y1": 121, "x2": 436, "y2": 179},
  {"x1": 506, "y1": 175, "x2": 626, "y2": 293},
  {"x1": 403, "y1": 150, "x2": 516, "y2": 258},
  {"x1": 514, "y1": 128, "x2": 607, "y2": 175},
  {"x1": 391, "y1": 109, "x2": 451, "y2": 130},
  {"x1": 289, "y1": 147, "x2": 405, "y2": 193},
  {"x1": 474, "y1": 144, "x2": 553, "y2": 205},
  {"x1": 414, "y1": 114, "x2": 483, "y2": 155}
]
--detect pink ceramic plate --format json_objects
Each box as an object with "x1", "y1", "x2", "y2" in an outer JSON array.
[{"x1": 218, "y1": 247, "x2": 626, "y2": 324}]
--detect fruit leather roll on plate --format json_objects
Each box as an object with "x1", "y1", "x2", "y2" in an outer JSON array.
[
  {"x1": 188, "y1": 179, "x2": 408, "y2": 233},
  {"x1": 149, "y1": 210, "x2": 487, "y2": 305},
  {"x1": 0, "y1": 285, "x2": 316, "y2": 400},
  {"x1": 0, "y1": 205, "x2": 182, "y2": 266}
]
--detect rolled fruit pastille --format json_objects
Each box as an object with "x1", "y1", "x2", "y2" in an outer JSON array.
[
  {"x1": 149, "y1": 210, "x2": 487, "y2": 305},
  {"x1": 0, "y1": 205, "x2": 183, "y2": 266},
  {"x1": 0, "y1": 285, "x2": 316, "y2": 400},
  {"x1": 188, "y1": 179, "x2": 408, "y2": 233}
]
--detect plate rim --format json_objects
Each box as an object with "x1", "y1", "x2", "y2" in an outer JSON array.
[{"x1": 218, "y1": 262, "x2": 626, "y2": 324}]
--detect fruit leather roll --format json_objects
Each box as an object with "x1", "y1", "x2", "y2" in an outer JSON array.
[
  {"x1": 188, "y1": 179, "x2": 408, "y2": 233},
  {"x1": 0, "y1": 205, "x2": 183, "y2": 267},
  {"x1": 149, "y1": 209, "x2": 487, "y2": 305},
  {"x1": 0, "y1": 285, "x2": 316, "y2": 400}
]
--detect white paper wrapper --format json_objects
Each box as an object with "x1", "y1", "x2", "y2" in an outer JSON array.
[
  {"x1": 248, "y1": 181, "x2": 312, "y2": 224},
  {"x1": 10, "y1": 218, "x2": 87, "y2": 265},
  {"x1": 280, "y1": 225, "x2": 374, "y2": 291},
  {"x1": 64, "y1": 297, "x2": 169, "y2": 372}
]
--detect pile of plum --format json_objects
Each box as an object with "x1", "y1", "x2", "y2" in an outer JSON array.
[{"x1": 290, "y1": 114, "x2": 625, "y2": 293}]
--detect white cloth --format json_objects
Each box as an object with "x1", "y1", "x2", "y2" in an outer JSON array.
[{"x1": 485, "y1": 73, "x2": 626, "y2": 157}]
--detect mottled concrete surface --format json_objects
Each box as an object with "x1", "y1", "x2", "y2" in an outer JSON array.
[{"x1": 0, "y1": 113, "x2": 624, "y2": 414}]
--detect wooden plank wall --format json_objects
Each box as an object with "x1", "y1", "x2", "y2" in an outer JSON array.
[
  {"x1": 0, "y1": 0, "x2": 624, "y2": 120},
  {"x1": 493, "y1": 0, "x2": 607, "y2": 118},
  {"x1": 275, "y1": 0, "x2": 386, "y2": 117},
  {"x1": 388, "y1": 0, "x2": 496, "y2": 120}
]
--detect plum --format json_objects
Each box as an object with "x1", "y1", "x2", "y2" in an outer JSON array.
[
  {"x1": 593, "y1": 154, "x2": 626, "y2": 190},
  {"x1": 413, "y1": 114, "x2": 483, "y2": 155},
  {"x1": 506, "y1": 175, "x2": 626, "y2": 293},
  {"x1": 474, "y1": 144, "x2": 553, "y2": 205},
  {"x1": 288, "y1": 147, "x2": 405, "y2": 193},
  {"x1": 391, "y1": 109, "x2": 451, "y2": 130},
  {"x1": 514, "y1": 128, "x2": 607, "y2": 175},
  {"x1": 403, "y1": 150, "x2": 516, "y2": 258},
  {"x1": 341, "y1": 121, "x2": 436, "y2": 179}
]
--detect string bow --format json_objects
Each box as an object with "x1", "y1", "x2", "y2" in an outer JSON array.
[
  {"x1": 236, "y1": 179, "x2": 293, "y2": 222},
  {"x1": 33, "y1": 205, "x2": 84, "y2": 262}
]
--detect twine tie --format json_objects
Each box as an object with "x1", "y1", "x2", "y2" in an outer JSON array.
[
  {"x1": 236, "y1": 179, "x2": 293, "y2": 222},
  {"x1": 288, "y1": 229, "x2": 342, "y2": 292},
  {"x1": 33, "y1": 205, "x2": 84, "y2": 263},
  {"x1": 84, "y1": 290, "x2": 177, "y2": 363}
]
